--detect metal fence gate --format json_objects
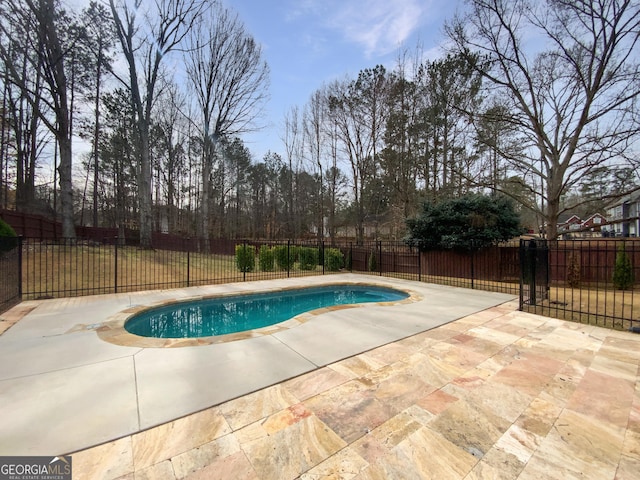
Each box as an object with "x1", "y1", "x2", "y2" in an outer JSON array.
[
  {"x1": 0, "y1": 237, "x2": 21, "y2": 313},
  {"x1": 519, "y1": 238, "x2": 549, "y2": 307}
]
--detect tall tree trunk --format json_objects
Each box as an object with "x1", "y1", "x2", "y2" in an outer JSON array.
[
  {"x1": 58, "y1": 135, "x2": 74, "y2": 237},
  {"x1": 92, "y1": 42, "x2": 102, "y2": 228},
  {"x1": 137, "y1": 114, "x2": 153, "y2": 247}
]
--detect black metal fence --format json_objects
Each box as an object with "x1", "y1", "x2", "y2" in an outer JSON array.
[
  {"x1": 4, "y1": 236, "x2": 640, "y2": 332},
  {"x1": 0, "y1": 237, "x2": 21, "y2": 312},
  {"x1": 18, "y1": 237, "x2": 521, "y2": 300},
  {"x1": 520, "y1": 238, "x2": 640, "y2": 331},
  {"x1": 345, "y1": 240, "x2": 521, "y2": 296},
  {"x1": 20, "y1": 238, "x2": 338, "y2": 299}
]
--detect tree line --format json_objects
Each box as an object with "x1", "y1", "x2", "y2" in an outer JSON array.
[{"x1": 0, "y1": 0, "x2": 638, "y2": 245}]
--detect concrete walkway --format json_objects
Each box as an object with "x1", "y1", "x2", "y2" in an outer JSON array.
[{"x1": 0, "y1": 275, "x2": 514, "y2": 457}]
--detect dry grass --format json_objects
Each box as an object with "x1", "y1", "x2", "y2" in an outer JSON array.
[
  {"x1": 21, "y1": 245, "x2": 241, "y2": 298},
  {"x1": 524, "y1": 285, "x2": 640, "y2": 331},
  {"x1": 20, "y1": 244, "x2": 328, "y2": 299}
]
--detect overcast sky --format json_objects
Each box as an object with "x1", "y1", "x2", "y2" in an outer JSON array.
[{"x1": 227, "y1": 0, "x2": 462, "y2": 161}]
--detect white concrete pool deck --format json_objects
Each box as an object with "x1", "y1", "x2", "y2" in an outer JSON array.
[{"x1": 0, "y1": 274, "x2": 515, "y2": 456}]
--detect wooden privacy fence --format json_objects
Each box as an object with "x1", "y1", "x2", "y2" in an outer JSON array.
[
  {"x1": 346, "y1": 241, "x2": 520, "y2": 283},
  {"x1": 548, "y1": 239, "x2": 640, "y2": 285}
]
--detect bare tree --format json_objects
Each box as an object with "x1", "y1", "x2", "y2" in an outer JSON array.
[
  {"x1": 184, "y1": 2, "x2": 269, "y2": 245},
  {"x1": 281, "y1": 106, "x2": 303, "y2": 238},
  {"x1": 109, "y1": 0, "x2": 209, "y2": 247},
  {"x1": 447, "y1": 0, "x2": 640, "y2": 239},
  {"x1": 327, "y1": 67, "x2": 390, "y2": 243},
  {"x1": 81, "y1": 1, "x2": 116, "y2": 228},
  {"x1": 0, "y1": 0, "x2": 78, "y2": 236},
  {"x1": 151, "y1": 83, "x2": 189, "y2": 233},
  {"x1": 304, "y1": 89, "x2": 327, "y2": 241}
]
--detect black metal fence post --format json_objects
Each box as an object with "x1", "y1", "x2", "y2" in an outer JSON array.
[
  {"x1": 243, "y1": 240, "x2": 247, "y2": 282},
  {"x1": 519, "y1": 240, "x2": 525, "y2": 310},
  {"x1": 417, "y1": 247, "x2": 422, "y2": 282},
  {"x1": 287, "y1": 240, "x2": 291, "y2": 278},
  {"x1": 186, "y1": 238, "x2": 191, "y2": 287},
  {"x1": 114, "y1": 237, "x2": 118, "y2": 294},
  {"x1": 17, "y1": 236, "x2": 23, "y2": 298},
  {"x1": 378, "y1": 240, "x2": 382, "y2": 276},
  {"x1": 321, "y1": 241, "x2": 325, "y2": 275},
  {"x1": 529, "y1": 240, "x2": 537, "y2": 305},
  {"x1": 470, "y1": 250, "x2": 475, "y2": 289}
]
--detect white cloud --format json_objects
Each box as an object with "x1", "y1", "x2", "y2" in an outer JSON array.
[{"x1": 323, "y1": 0, "x2": 428, "y2": 57}]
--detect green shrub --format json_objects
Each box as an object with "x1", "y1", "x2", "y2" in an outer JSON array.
[
  {"x1": 0, "y1": 219, "x2": 16, "y2": 237},
  {"x1": 290, "y1": 245, "x2": 301, "y2": 262},
  {"x1": 235, "y1": 244, "x2": 255, "y2": 273},
  {"x1": 368, "y1": 251, "x2": 377, "y2": 272},
  {"x1": 567, "y1": 252, "x2": 581, "y2": 288},
  {"x1": 0, "y1": 218, "x2": 17, "y2": 253},
  {"x1": 273, "y1": 245, "x2": 295, "y2": 270},
  {"x1": 324, "y1": 248, "x2": 344, "y2": 271},
  {"x1": 298, "y1": 247, "x2": 319, "y2": 270},
  {"x1": 258, "y1": 245, "x2": 275, "y2": 272},
  {"x1": 613, "y1": 244, "x2": 634, "y2": 290}
]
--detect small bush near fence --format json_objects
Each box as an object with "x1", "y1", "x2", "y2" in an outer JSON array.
[
  {"x1": 259, "y1": 245, "x2": 275, "y2": 272},
  {"x1": 324, "y1": 248, "x2": 344, "y2": 271},
  {"x1": 368, "y1": 251, "x2": 377, "y2": 272},
  {"x1": 566, "y1": 252, "x2": 581, "y2": 288},
  {"x1": 613, "y1": 244, "x2": 634, "y2": 290},
  {"x1": 298, "y1": 247, "x2": 319, "y2": 270},
  {"x1": 274, "y1": 245, "x2": 295, "y2": 270},
  {"x1": 235, "y1": 244, "x2": 255, "y2": 273}
]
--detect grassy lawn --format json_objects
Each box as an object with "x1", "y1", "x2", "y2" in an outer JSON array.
[{"x1": 20, "y1": 244, "x2": 325, "y2": 299}]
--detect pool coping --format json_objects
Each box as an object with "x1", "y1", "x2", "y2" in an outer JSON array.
[{"x1": 94, "y1": 281, "x2": 422, "y2": 348}]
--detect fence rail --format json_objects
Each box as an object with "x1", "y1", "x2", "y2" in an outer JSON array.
[{"x1": 3, "y1": 236, "x2": 640, "y2": 332}]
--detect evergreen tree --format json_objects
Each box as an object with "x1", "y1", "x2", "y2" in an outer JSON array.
[{"x1": 405, "y1": 194, "x2": 522, "y2": 251}]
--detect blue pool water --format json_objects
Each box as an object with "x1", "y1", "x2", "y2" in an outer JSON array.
[{"x1": 125, "y1": 284, "x2": 409, "y2": 338}]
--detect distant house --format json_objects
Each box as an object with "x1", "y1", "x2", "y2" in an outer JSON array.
[
  {"x1": 558, "y1": 215, "x2": 582, "y2": 233},
  {"x1": 582, "y1": 213, "x2": 607, "y2": 230},
  {"x1": 557, "y1": 213, "x2": 608, "y2": 238},
  {"x1": 605, "y1": 194, "x2": 640, "y2": 237}
]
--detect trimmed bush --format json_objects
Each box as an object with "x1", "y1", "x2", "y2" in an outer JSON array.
[
  {"x1": 258, "y1": 245, "x2": 275, "y2": 272},
  {"x1": 324, "y1": 248, "x2": 344, "y2": 271},
  {"x1": 566, "y1": 252, "x2": 581, "y2": 288},
  {"x1": 274, "y1": 245, "x2": 295, "y2": 270},
  {"x1": 368, "y1": 251, "x2": 377, "y2": 272},
  {"x1": 298, "y1": 247, "x2": 319, "y2": 270},
  {"x1": 613, "y1": 244, "x2": 634, "y2": 290},
  {"x1": 235, "y1": 244, "x2": 255, "y2": 273},
  {"x1": 0, "y1": 218, "x2": 17, "y2": 253}
]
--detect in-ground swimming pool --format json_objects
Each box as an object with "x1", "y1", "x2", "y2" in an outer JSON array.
[{"x1": 125, "y1": 284, "x2": 409, "y2": 338}]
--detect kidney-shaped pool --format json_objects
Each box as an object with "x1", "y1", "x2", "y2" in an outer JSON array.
[{"x1": 124, "y1": 284, "x2": 409, "y2": 338}]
